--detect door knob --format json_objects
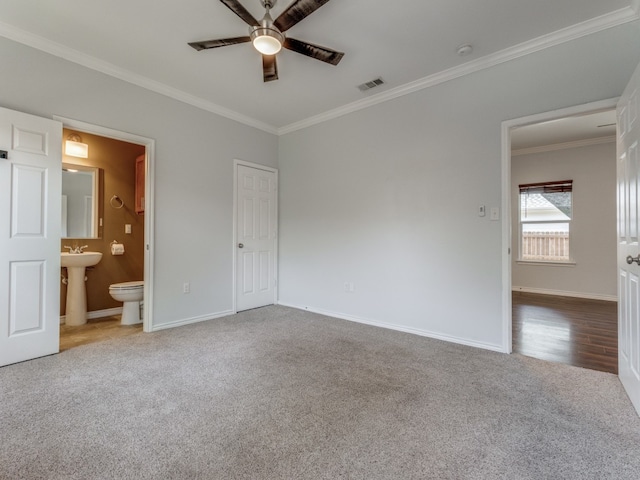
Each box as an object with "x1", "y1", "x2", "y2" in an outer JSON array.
[
  {"x1": 627, "y1": 255, "x2": 640, "y2": 265},
  {"x1": 238, "y1": 243, "x2": 244, "y2": 248}
]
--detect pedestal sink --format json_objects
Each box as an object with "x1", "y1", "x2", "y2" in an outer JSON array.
[{"x1": 61, "y1": 252, "x2": 103, "y2": 326}]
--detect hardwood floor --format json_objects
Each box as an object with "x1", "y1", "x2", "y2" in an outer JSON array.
[
  {"x1": 512, "y1": 292, "x2": 618, "y2": 374},
  {"x1": 60, "y1": 316, "x2": 143, "y2": 351}
]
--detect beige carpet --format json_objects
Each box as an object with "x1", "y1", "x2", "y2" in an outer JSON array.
[{"x1": 1, "y1": 305, "x2": 639, "y2": 479}]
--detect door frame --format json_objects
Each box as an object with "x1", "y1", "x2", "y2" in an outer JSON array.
[
  {"x1": 500, "y1": 97, "x2": 619, "y2": 353},
  {"x1": 232, "y1": 159, "x2": 278, "y2": 313},
  {"x1": 54, "y1": 116, "x2": 156, "y2": 333}
]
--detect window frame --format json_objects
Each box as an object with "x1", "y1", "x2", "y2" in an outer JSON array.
[{"x1": 518, "y1": 180, "x2": 574, "y2": 265}]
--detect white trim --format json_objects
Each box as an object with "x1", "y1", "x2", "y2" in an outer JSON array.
[
  {"x1": 513, "y1": 286, "x2": 617, "y2": 302},
  {"x1": 0, "y1": 21, "x2": 277, "y2": 135},
  {"x1": 149, "y1": 310, "x2": 234, "y2": 332},
  {"x1": 60, "y1": 306, "x2": 123, "y2": 324},
  {"x1": 54, "y1": 116, "x2": 156, "y2": 334},
  {"x1": 87, "y1": 307, "x2": 123, "y2": 319},
  {"x1": 516, "y1": 260, "x2": 576, "y2": 266},
  {"x1": 501, "y1": 120, "x2": 513, "y2": 353},
  {"x1": 501, "y1": 97, "x2": 619, "y2": 354},
  {"x1": 278, "y1": 7, "x2": 638, "y2": 135},
  {"x1": 512, "y1": 135, "x2": 616, "y2": 156},
  {"x1": 277, "y1": 302, "x2": 506, "y2": 354},
  {"x1": 232, "y1": 160, "x2": 279, "y2": 313},
  {"x1": 0, "y1": 6, "x2": 636, "y2": 137}
]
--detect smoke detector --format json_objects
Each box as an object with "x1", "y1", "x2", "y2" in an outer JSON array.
[{"x1": 456, "y1": 44, "x2": 473, "y2": 56}]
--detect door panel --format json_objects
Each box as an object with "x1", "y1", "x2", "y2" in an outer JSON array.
[
  {"x1": 236, "y1": 164, "x2": 277, "y2": 311},
  {"x1": 11, "y1": 164, "x2": 47, "y2": 236},
  {"x1": 9, "y1": 261, "x2": 45, "y2": 334},
  {"x1": 0, "y1": 107, "x2": 61, "y2": 367},
  {"x1": 618, "y1": 62, "x2": 640, "y2": 415}
]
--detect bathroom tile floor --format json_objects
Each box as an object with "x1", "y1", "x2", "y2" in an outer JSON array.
[{"x1": 60, "y1": 315, "x2": 143, "y2": 351}]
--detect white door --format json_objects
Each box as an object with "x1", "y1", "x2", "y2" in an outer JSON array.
[
  {"x1": 0, "y1": 107, "x2": 62, "y2": 367},
  {"x1": 618, "y1": 62, "x2": 640, "y2": 415},
  {"x1": 235, "y1": 163, "x2": 277, "y2": 312}
]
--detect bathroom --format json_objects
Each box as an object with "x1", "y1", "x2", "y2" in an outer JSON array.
[{"x1": 60, "y1": 128, "x2": 146, "y2": 348}]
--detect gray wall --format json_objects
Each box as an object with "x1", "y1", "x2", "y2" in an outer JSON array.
[
  {"x1": 511, "y1": 142, "x2": 617, "y2": 299},
  {"x1": 277, "y1": 22, "x2": 640, "y2": 351},
  {"x1": 1, "y1": 19, "x2": 639, "y2": 348},
  {"x1": 0, "y1": 36, "x2": 278, "y2": 328}
]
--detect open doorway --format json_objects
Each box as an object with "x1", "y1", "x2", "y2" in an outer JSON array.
[
  {"x1": 501, "y1": 99, "x2": 618, "y2": 373},
  {"x1": 55, "y1": 116, "x2": 156, "y2": 345}
]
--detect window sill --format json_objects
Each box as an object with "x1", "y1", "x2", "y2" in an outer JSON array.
[{"x1": 516, "y1": 260, "x2": 576, "y2": 267}]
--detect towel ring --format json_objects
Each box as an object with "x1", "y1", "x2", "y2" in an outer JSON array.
[{"x1": 110, "y1": 195, "x2": 124, "y2": 209}]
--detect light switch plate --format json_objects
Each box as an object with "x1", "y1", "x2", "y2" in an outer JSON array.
[{"x1": 125, "y1": 224, "x2": 132, "y2": 234}]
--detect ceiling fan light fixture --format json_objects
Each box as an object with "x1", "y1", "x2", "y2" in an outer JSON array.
[{"x1": 251, "y1": 27, "x2": 283, "y2": 55}]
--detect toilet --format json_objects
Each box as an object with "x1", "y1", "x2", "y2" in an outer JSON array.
[{"x1": 109, "y1": 281, "x2": 144, "y2": 325}]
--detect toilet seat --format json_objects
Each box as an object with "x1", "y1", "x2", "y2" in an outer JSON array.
[{"x1": 109, "y1": 281, "x2": 143, "y2": 291}]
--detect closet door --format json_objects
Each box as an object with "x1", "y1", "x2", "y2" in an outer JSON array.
[{"x1": 235, "y1": 163, "x2": 277, "y2": 312}]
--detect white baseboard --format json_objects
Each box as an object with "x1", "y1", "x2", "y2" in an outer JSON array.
[
  {"x1": 512, "y1": 286, "x2": 617, "y2": 302},
  {"x1": 60, "y1": 307, "x2": 123, "y2": 324},
  {"x1": 277, "y1": 302, "x2": 506, "y2": 353},
  {"x1": 149, "y1": 309, "x2": 235, "y2": 332}
]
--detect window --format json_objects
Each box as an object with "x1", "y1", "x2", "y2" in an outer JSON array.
[{"x1": 519, "y1": 180, "x2": 572, "y2": 262}]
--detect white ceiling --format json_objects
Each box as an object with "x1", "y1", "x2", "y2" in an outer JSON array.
[
  {"x1": 0, "y1": 0, "x2": 636, "y2": 132},
  {"x1": 511, "y1": 110, "x2": 617, "y2": 151}
]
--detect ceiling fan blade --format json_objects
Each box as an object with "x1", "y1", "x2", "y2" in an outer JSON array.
[
  {"x1": 219, "y1": 0, "x2": 260, "y2": 27},
  {"x1": 262, "y1": 54, "x2": 279, "y2": 82},
  {"x1": 273, "y1": 0, "x2": 331, "y2": 32},
  {"x1": 283, "y1": 38, "x2": 344, "y2": 65},
  {"x1": 188, "y1": 36, "x2": 251, "y2": 51}
]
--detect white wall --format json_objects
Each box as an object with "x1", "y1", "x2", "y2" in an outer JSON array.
[
  {"x1": 0, "y1": 37, "x2": 278, "y2": 328},
  {"x1": 277, "y1": 22, "x2": 640, "y2": 351},
  {"x1": 511, "y1": 142, "x2": 617, "y2": 299}
]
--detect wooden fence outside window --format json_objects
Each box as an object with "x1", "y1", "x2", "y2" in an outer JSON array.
[{"x1": 522, "y1": 231, "x2": 569, "y2": 260}]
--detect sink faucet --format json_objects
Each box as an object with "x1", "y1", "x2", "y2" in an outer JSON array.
[{"x1": 63, "y1": 245, "x2": 88, "y2": 254}]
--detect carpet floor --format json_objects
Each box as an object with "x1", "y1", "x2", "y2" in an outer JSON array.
[{"x1": 1, "y1": 305, "x2": 639, "y2": 479}]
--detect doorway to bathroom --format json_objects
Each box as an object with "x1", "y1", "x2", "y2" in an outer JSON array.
[{"x1": 56, "y1": 116, "x2": 155, "y2": 346}]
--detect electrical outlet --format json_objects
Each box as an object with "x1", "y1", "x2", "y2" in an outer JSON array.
[
  {"x1": 183, "y1": 282, "x2": 190, "y2": 294},
  {"x1": 344, "y1": 282, "x2": 355, "y2": 293},
  {"x1": 125, "y1": 224, "x2": 132, "y2": 234},
  {"x1": 490, "y1": 207, "x2": 500, "y2": 221}
]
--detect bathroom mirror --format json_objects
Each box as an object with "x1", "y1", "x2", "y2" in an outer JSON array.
[{"x1": 62, "y1": 163, "x2": 101, "y2": 239}]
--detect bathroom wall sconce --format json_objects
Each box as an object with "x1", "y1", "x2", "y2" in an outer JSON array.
[{"x1": 65, "y1": 133, "x2": 89, "y2": 158}]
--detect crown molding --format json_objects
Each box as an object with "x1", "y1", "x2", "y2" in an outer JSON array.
[
  {"x1": 278, "y1": 6, "x2": 639, "y2": 135},
  {"x1": 511, "y1": 135, "x2": 616, "y2": 156},
  {"x1": 0, "y1": 21, "x2": 278, "y2": 135}
]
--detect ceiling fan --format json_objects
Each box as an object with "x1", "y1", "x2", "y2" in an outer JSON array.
[{"x1": 188, "y1": 0, "x2": 344, "y2": 82}]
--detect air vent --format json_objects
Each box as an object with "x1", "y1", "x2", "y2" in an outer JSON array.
[{"x1": 357, "y1": 77, "x2": 385, "y2": 92}]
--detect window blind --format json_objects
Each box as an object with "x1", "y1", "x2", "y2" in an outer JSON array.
[{"x1": 519, "y1": 180, "x2": 572, "y2": 194}]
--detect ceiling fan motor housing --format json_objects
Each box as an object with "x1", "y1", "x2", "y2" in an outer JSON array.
[{"x1": 250, "y1": 6, "x2": 284, "y2": 54}]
